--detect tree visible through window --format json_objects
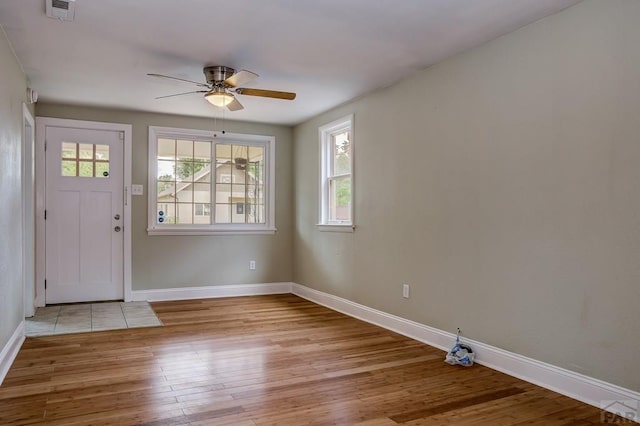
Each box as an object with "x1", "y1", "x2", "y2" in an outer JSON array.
[{"x1": 330, "y1": 131, "x2": 351, "y2": 221}]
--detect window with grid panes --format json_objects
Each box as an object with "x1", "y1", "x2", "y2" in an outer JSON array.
[
  {"x1": 318, "y1": 115, "x2": 354, "y2": 230},
  {"x1": 148, "y1": 127, "x2": 275, "y2": 235}
]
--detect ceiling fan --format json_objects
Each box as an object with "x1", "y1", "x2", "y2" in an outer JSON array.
[{"x1": 148, "y1": 66, "x2": 296, "y2": 111}]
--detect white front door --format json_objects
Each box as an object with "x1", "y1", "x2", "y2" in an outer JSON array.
[{"x1": 45, "y1": 126, "x2": 124, "y2": 303}]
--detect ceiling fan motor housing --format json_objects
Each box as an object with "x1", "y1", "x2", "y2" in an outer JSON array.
[{"x1": 204, "y1": 66, "x2": 235, "y2": 85}]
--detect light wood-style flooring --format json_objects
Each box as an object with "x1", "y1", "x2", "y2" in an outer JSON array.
[{"x1": 1, "y1": 294, "x2": 610, "y2": 425}]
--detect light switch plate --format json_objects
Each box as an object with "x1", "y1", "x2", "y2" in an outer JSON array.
[{"x1": 131, "y1": 184, "x2": 144, "y2": 196}]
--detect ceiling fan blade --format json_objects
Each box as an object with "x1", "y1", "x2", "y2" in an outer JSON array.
[
  {"x1": 147, "y1": 73, "x2": 210, "y2": 88},
  {"x1": 224, "y1": 70, "x2": 258, "y2": 87},
  {"x1": 227, "y1": 98, "x2": 244, "y2": 111},
  {"x1": 155, "y1": 90, "x2": 208, "y2": 99},
  {"x1": 235, "y1": 88, "x2": 296, "y2": 100}
]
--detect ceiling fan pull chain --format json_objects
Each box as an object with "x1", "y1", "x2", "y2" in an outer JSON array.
[
  {"x1": 222, "y1": 107, "x2": 226, "y2": 134},
  {"x1": 212, "y1": 110, "x2": 227, "y2": 137}
]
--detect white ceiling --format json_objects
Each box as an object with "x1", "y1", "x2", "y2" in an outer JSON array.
[{"x1": 0, "y1": 0, "x2": 582, "y2": 125}]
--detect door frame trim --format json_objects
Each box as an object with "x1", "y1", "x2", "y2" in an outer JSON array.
[
  {"x1": 22, "y1": 105, "x2": 36, "y2": 317},
  {"x1": 35, "y1": 117, "x2": 133, "y2": 306}
]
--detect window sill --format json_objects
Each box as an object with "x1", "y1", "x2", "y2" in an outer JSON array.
[
  {"x1": 316, "y1": 224, "x2": 355, "y2": 233},
  {"x1": 147, "y1": 227, "x2": 277, "y2": 236}
]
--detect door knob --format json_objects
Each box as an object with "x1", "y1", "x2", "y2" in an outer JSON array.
[
  {"x1": 114, "y1": 226, "x2": 121, "y2": 232},
  {"x1": 114, "y1": 214, "x2": 120, "y2": 220}
]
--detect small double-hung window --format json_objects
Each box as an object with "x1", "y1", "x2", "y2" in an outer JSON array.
[
  {"x1": 318, "y1": 115, "x2": 354, "y2": 231},
  {"x1": 148, "y1": 126, "x2": 275, "y2": 235}
]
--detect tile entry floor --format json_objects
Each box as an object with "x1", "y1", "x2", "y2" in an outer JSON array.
[{"x1": 25, "y1": 301, "x2": 162, "y2": 336}]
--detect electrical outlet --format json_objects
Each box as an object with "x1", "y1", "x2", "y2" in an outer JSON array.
[
  {"x1": 402, "y1": 284, "x2": 410, "y2": 299},
  {"x1": 249, "y1": 260, "x2": 256, "y2": 270}
]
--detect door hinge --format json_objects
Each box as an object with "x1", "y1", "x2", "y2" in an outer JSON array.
[
  {"x1": 44, "y1": 140, "x2": 47, "y2": 151},
  {"x1": 44, "y1": 279, "x2": 47, "y2": 289},
  {"x1": 44, "y1": 210, "x2": 47, "y2": 220},
  {"x1": 119, "y1": 132, "x2": 124, "y2": 141}
]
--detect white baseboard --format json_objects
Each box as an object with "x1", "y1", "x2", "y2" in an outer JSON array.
[
  {"x1": 126, "y1": 281, "x2": 638, "y2": 421},
  {"x1": 131, "y1": 282, "x2": 293, "y2": 302},
  {"x1": 0, "y1": 321, "x2": 25, "y2": 386},
  {"x1": 291, "y1": 283, "x2": 639, "y2": 420}
]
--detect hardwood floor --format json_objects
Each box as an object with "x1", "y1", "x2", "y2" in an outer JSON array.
[{"x1": 1, "y1": 294, "x2": 609, "y2": 425}]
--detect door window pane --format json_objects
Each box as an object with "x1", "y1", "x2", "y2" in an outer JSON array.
[
  {"x1": 62, "y1": 160, "x2": 77, "y2": 176},
  {"x1": 62, "y1": 143, "x2": 76, "y2": 159},
  {"x1": 95, "y1": 162, "x2": 110, "y2": 178},
  {"x1": 78, "y1": 162, "x2": 93, "y2": 177},
  {"x1": 79, "y1": 143, "x2": 93, "y2": 160},
  {"x1": 61, "y1": 142, "x2": 110, "y2": 178},
  {"x1": 95, "y1": 144, "x2": 110, "y2": 161}
]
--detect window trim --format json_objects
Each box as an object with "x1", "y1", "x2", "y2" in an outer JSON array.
[
  {"x1": 317, "y1": 114, "x2": 354, "y2": 231},
  {"x1": 147, "y1": 126, "x2": 276, "y2": 236}
]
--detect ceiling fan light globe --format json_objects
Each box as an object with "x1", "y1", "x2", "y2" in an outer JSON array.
[{"x1": 205, "y1": 91, "x2": 235, "y2": 107}]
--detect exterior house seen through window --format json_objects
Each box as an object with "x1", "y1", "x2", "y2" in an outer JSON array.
[
  {"x1": 148, "y1": 126, "x2": 275, "y2": 235},
  {"x1": 318, "y1": 114, "x2": 354, "y2": 231}
]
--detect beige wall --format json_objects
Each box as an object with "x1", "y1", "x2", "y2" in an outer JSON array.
[
  {"x1": 0, "y1": 30, "x2": 29, "y2": 352},
  {"x1": 36, "y1": 104, "x2": 293, "y2": 290},
  {"x1": 293, "y1": 0, "x2": 640, "y2": 391}
]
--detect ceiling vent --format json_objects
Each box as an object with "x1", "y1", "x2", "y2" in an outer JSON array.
[{"x1": 45, "y1": 0, "x2": 76, "y2": 22}]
